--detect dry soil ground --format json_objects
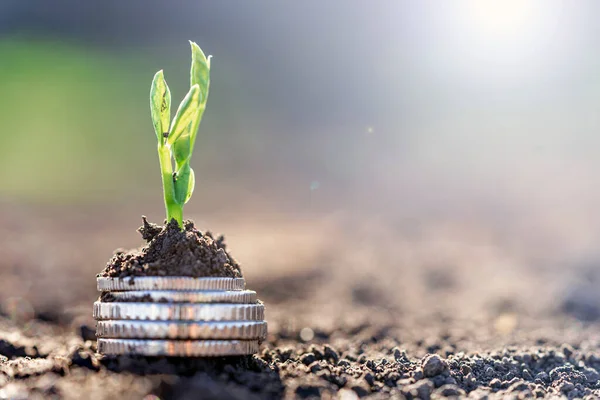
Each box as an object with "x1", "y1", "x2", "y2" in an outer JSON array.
[{"x1": 1, "y1": 203, "x2": 600, "y2": 399}]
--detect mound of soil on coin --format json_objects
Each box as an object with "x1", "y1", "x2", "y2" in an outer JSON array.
[{"x1": 100, "y1": 217, "x2": 242, "y2": 278}]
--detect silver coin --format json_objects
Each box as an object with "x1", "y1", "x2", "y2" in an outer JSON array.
[
  {"x1": 96, "y1": 320, "x2": 267, "y2": 340},
  {"x1": 97, "y1": 277, "x2": 246, "y2": 292},
  {"x1": 93, "y1": 302, "x2": 264, "y2": 321},
  {"x1": 106, "y1": 290, "x2": 257, "y2": 304},
  {"x1": 97, "y1": 338, "x2": 260, "y2": 356}
]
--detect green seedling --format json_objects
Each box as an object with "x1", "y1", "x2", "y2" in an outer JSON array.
[{"x1": 150, "y1": 41, "x2": 211, "y2": 227}]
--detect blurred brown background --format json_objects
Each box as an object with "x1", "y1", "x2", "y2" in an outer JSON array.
[{"x1": 2, "y1": 1, "x2": 600, "y2": 330}]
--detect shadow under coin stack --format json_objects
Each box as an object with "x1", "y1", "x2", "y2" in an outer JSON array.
[{"x1": 93, "y1": 277, "x2": 267, "y2": 356}]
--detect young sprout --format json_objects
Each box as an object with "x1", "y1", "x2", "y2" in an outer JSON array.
[{"x1": 150, "y1": 41, "x2": 211, "y2": 227}]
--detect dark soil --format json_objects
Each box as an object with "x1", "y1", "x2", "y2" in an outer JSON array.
[
  {"x1": 100, "y1": 218, "x2": 242, "y2": 278},
  {"x1": 2, "y1": 316, "x2": 600, "y2": 399},
  {"x1": 3, "y1": 205, "x2": 600, "y2": 399}
]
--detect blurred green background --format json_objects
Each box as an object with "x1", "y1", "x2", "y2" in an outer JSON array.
[{"x1": 0, "y1": 39, "x2": 147, "y2": 201}]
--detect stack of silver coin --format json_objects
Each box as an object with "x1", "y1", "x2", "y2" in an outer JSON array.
[{"x1": 93, "y1": 277, "x2": 267, "y2": 357}]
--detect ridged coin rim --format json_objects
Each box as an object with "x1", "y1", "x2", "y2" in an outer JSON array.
[
  {"x1": 97, "y1": 277, "x2": 246, "y2": 292},
  {"x1": 105, "y1": 290, "x2": 257, "y2": 304},
  {"x1": 97, "y1": 338, "x2": 259, "y2": 356},
  {"x1": 96, "y1": 320, "x2": 267, "y2": 340},
  {"x1": 93, "y1": 302, "x2": 264, "y2": 321}
]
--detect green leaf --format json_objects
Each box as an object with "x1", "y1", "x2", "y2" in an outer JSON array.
[
  {"x1": 167, "y1": 84, "x2": 200, "y2": 147},
  {"x1": 150, "y1": 70, "x2": 171, "y2": 144},
  {"x1": 172, "y1": 100, "x2": 206, "y2": 165},
  {"x1": 185, "y1": 167, "x2": 195, "y2": 204},
  {"x1": 173, "y1": 164, "x2": 195, "y2": 205},
  {"x1": 173, "y1": 134, "x2": 191, "y2": 165},
  {"x1": 187, "y1": 41, "x2": 211, "y2": 160},
  {"x1": 189, "y1": 41, "x2": 210, "y2": 101}
]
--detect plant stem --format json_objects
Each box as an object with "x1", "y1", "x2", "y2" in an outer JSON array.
[{"x1": 158, "y1": 144, "x2": 183, "y2": 226}]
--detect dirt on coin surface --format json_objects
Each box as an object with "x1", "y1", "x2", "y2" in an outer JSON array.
[{"x1": 1, "y1": 204, "x2": 600, "y2": 399}]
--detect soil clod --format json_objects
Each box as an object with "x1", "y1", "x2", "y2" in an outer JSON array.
[
  {"x1": 101, "y1": 218, "x2": 242, "y2": 278},
  {"x1": 422, "y1": 354, "x2": 448, "y2": 378}
]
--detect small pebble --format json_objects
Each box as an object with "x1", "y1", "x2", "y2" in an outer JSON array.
[
  {"x1": 309, "y1": 362, "x2": 322, "y2": 373},
  {"x1": 392, "y1": 347, "x2": 404, "y2": 361},
  {"x1": 435, "y1": 384, "x2": 465, "y2": 397},
  {"x1": 364, "y1": 372, "x2": 375, "y2": 386},
  {"x1": 405, "y1": 379, "x2": 434, "y2": 400},
  {"x1": 560, "y1": 382, "x2": 575, "y2": 393},
  {"x1": 301, "y1": 353, "x2": 316, "y2": 366},
  {"x1": 561, "y1": 344, "x2": 574, "y2": 359},
  {"x1": 413, "y1": 369, "x2": 424, "y2": 380},
  {"x1": 324, "y1": 345, "x2": 339, "y2": 363},
  {"x1": 460, "y1": 364, "x2": 471, "y2": 375},
  {"x1": 583, "y1": 367, "x2": 600, "y2": 382},
  {"x1": 535, "y1": 372, "x2": 549, "y2": 383},
  {"x1": 422, "y1": 354, "x2": 447, "y2": 378}
]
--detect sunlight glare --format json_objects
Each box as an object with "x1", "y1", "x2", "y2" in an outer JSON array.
[
  {"x1": 465, "y1": 0, "x2": 539, "y2": 41},
  {"x1": 424, "y1": 0, "x2": 574, "y2": 87}
]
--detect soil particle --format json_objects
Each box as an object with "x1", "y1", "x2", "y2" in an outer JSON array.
[
  {"x1": 422, "y1": 354, "x2": 448, "y2": 378},
  {"x1": 69, "y1": 348, "x2": 100, "y2": 371},
  {"x1": 404, "y1": 379, "x2": 434, "y2": 399},
  {"x1": 323, "y1": 345, "x2": 339, "y2": 364},
  {"x1": 0, "y1": 341, "x2": 30, "y2": 360},
  {"x1": 0, "y1": 340, "x2": 41, "y2": 360},
  {"x1": 433, "y1": 384, "x2": 465, "y2": 397},
  {"x1": 101, "y1": 218, "x2": 242, "y2": 278},
  {"x1": 300, "y1": 353, "x2": 316, "y2": 366},
  {"x1": 78, "y1": 325, "x2": 96, "y2": 342}
]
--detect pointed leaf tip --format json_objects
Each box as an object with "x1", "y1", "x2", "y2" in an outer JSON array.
[
  {"x1": 189, "y1": 41, "x2": 207, "y2": 61},
  {"x1": 189, "y1": 42, "x2": 211, "y2": 103}
]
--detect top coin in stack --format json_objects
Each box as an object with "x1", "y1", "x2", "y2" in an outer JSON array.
[{"x1": 97, "y1": 277, "x2": 246, "y2": 291}]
